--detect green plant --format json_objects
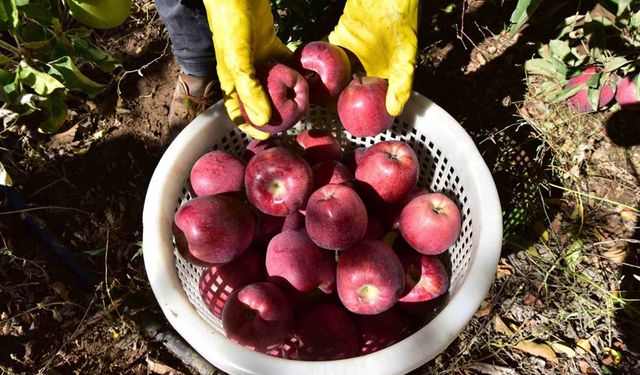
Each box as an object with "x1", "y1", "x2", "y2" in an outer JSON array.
[
  {"x1": 0, "y1": 0, "x2": 121, "y2": 134},
  {"x1": 512, "y1": 0, "x2": 640, "y2": 107}
]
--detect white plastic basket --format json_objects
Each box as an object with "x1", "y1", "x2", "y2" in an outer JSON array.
[{"x1": 142, "y1": 92, "x2": 503, "y2": 375}]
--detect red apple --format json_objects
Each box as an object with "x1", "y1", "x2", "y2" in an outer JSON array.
[
  {"x1": 565, "y1": 67, "x2": 616, "y2": 112},
  {"x1": 266, "y1": 229, "x2": 336, "y2": 296},
  {"x1": 355, "y1": 307, "x2": 411, "y2": 355},
  {"x1": 336, "y1": 239, "x2": 404, "y2": 315},
  {"x1": 305, "y1": 184, "x2": 368, "y2": 250},
  {"x1": 293, "y1": 303, "x2": 358, "y2": 360},
  {"x1": 242, "y1": 138, "x2": 283, "y2": 162},
  {"x1": 398, "y1": 252, "x2": 449, "y2": 306},
  {"x1": 190, "y1": 151, "x2": 245, "y2": 197},
  {"x1": 283, "y1": 210, "x2": 305, "y2": 231},
  {"x1": 199, "y1": 249, "x2": 265, "y2": 319},
  {"x1": 173, "y1": 195, "x2": 255, "y2": 264},
  {"x1": 291, "y1": 41, "x2": 351, "y2": 105},
  {"x1": 312, "y1": 160, "x2": 353, "y2": 189},
  {"x1": 222, "y1": 282, "x2": 294, "y2": 352},
  {"x1": 615, "y1": 74, "x2": 640, "y2": 110},
  {"x1": 343, "y1": 146, "x2": 366, "y2": 174},
  {"x1": 387, "y1": 187, "x2": 429, "y2": 229},
  {"x1": 239, "y1": 63, "x2": 309, "y2": 134},
  {"x1": 244, "y1": 146, "x2": 313, "y2": 217},
  {"x1": 295, "y1": 129, "x2": 342, "y2": 165},
  {"x1": 338, "y1": 76, "x2": 394, "y2": 137},
  {"x1": 252, "y1": 211, "x2": 286, "y2": 246},
  {"x1": 399, "y1": 193, "x2": 461, "y2": 255},
  {"x1": 355, "y1": 140, "x2": 419, "y2": 204}
]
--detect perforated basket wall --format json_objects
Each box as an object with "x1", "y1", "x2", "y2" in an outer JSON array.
[
  {"x1": 172, "y1": 104, "x2": 473, "y2": 335},
  {"x1": 143, "y1": 92, "x2": 502, "y2": 375}
]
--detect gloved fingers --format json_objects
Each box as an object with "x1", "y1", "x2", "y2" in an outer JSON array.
[
  {"x1": 238, "y1": 124, "x2": 271, "y2": 140},
  {"x1": 222, "y1": 91, "x2": 244, "y2": 126},
  {"x1": 386, "y1": 32, "x2": 417, "y2": 116}
]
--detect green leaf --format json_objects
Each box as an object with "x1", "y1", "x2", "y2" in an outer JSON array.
[
  {"x1": 47, "y1": 56, "x2": 106, "y2": 98},
  {"x1": 587, "y1": 87, "x2": 600, "y2": 111},
  {"x1": 18, "y1": 3, "x2": 52, "y2": 26},
  {"x1": 549, "y1": 39, "x2": 571, "y2": 60},
  {"x1": 634, "y1": 74, "x2": 640, "y2": 95},
  {"x1": 72, "y1": 38, "x2": 120, "y2": 73},
  {"x1": 0, "y1": 67, "x2": 18, "y2": 103},
  {"x1": 16, "y1": 61, "x2": 64, "y2": 95},
  {"x1": 15, "y1": 0, "x2": 28, "y2": 5},
  {"x1": 508, "y1": 0, "x2": 545, "y2": 35},
  {"x1": 524, "y1": 58, "x2": 567, "y2": 81},
  {"x1": 550, "y1": 82, "x2": 587, "y2": 103},
  {"x1": 0, "y1": 53, "x2": 12, "y2": 65},
  {"x1": 603, "y1": 56, "x2": 630, "y2": 73},
  {"x1": 38, "y1": 91, "x2": 67, "y2": 133},
  {"x1": 65, "y1": 28, "x2": 92, "y2": 39},
  {"x1": 0, "y1": 0, "x2": 18, "y2": 30}
]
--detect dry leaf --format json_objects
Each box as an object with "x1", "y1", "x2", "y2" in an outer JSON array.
[
  {"x1": 551, "y1": 342, "x2": 576, "y2": 358},
  {"x1": 619, "y1": 208, "x2": 636, "y2": 223},
  {"x1": 468, "y1": 362, "x2": 517, "y2": 375},
  {"x1": 524, "y1": 293, "x2": 539, "y2": 306},
  {"x1": 578, "y1": 360, "x2": 597, "y2": 374},
  {"x1": 514, "y1": 340, "x2": 558, "y2": 363},
  {"x1": 496, "y1": 259, "x2": 513, "y2": 278},
  {"x1": 0, "y1": 161, "x2": 13, "y2": 186},
  {"x1": 475, "y1": 300, "x2": 492, "y2": 318},
  {"x1": 577, "y1": 338, "x2": 592, "y2": 354},
  {"x1": 602, "y1": 248, "x2": 627, "y2": 264},
  {"x1": 494, "y1": 315, "x2": 514, "y2": 337},
  {"x1": 47, "y1": 124, "x2": 79, "y2": 148}
]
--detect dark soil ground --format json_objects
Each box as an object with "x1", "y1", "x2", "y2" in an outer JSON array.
[{"x1": 1, "y1": 0, "x2": 639, "y2": 374}]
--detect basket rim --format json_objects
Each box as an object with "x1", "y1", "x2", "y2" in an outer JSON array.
[{"x1": 142, "y1": 92, "x2": 503, "y2": 375}]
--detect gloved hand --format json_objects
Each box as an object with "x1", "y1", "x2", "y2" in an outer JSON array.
[
  {"x1": 329, "y1": 0, "x2": 419, "y2": 116},
  {"x1": 203, "y1": 0, "x2": 292, "y2": 140}
]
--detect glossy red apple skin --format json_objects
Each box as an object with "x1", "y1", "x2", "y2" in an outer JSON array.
[
  {"x1": 222, "y1": 282, "x2": 294, "y2": 352},
  {"x1": 565, "y1": 66, "x2": 616, "y2": 112},
  {"x1": 173, "y1": 195, "x2": 255, "y2": 264},
  {"x1": 615, "y1": 74, "x2": 640, "y2": 110},
  {"x1": 387, "y1": 187, "x2": 429, "y2": 229},
  {"x1": 398, "y1": 252, "x2": 449, "y2": 305},
  {"x1": 399, "y1": 193, "x2": 462, "y2": 255},
  {"x1": 199, "y1": 249, "x2": 265, "y2": 319},
  {"x1": 239, "y1": 63, "x2": 309, "y2": 134},
  {"x1": 312, "y1": 160, "x2": 354, "y2": 189},
  {"x1": 295, "y1": 129, "x2": 342, "y2": 165},
  {"x1": 266, "y1": 229, "x2": 336, "y2": 296},
  {"x1": 245, "y1": 146, "x2": 313, "y2": 217},
  {"x1": 291, "y1": 41, "x2": 351, "y2": 105},
  {"x1": 355, "y1": 307, "x2": 411, "y2": 355},
  {"x1": 293, "y1": 303, "x2": 358, "y2": 360},
  {"x1": 190, "y1": 151, "x2": 245, "y2": 197},
  {"x1": 338, "y1": 76, "x2": 394, "y2": 137},
  {"x1": 336, "y1": 239, "x2": 405, "y2": 315},
  {"x1": 355, "y1": 140, "x2": 419, "y2": 204},
  {"x1": 305, "y1": 184, "x2": 368, "y2": 250},
  {"x1": 242, "y1": 138, "x2": 285, "y2": 162}
]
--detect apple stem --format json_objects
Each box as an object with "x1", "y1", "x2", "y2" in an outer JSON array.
[{"x1": 352, "y1": 74, "x2": 362, "y2": 85}]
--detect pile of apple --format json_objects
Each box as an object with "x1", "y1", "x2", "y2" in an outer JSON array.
[{"x1": 172, "y1": 41, "x2": 463, "y2": 360}]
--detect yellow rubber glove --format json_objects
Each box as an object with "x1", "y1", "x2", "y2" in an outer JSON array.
[
  {"x1": 203, "y1": 0, "x2": 292, "y2": 140},
  {"x1": 329, "y1": 0, "x2": 418, "y2": 116}
]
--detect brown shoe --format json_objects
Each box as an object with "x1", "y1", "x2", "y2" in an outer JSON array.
[{"x1": 162, "y1": 73, "x2": 218, "y2": 145}]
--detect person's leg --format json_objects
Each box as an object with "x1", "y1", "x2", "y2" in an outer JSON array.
[
  {"x1": 155, "y1": 0, "x2": 219, "y2": 144},
  {"x1": 156, "y1": 0, "x2": 215, "y2": 77}
]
